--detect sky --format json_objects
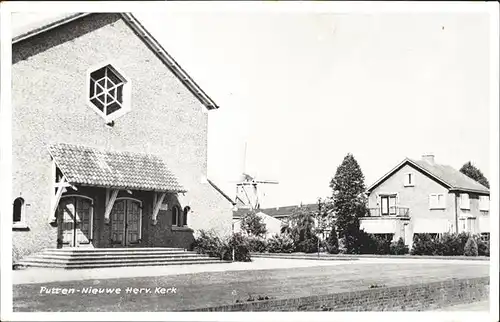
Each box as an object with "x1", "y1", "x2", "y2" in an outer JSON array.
[
  {"x1": 10, "y1": 8, "x2": 493, "y2": 208},
  {"x1": 135, "y1": 10, "x2": 491, "y2": 207}
]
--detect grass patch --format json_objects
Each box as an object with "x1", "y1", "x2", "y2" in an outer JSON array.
[{"x1": 13, "y1": 262, "x2": 488, "y2": 312}]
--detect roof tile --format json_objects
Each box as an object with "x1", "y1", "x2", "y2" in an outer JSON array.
[{"x1": 410, "y1": 159, "x2": 489, "y2": 193}]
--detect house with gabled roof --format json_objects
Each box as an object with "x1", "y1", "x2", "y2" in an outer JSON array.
[
  {"x1": 11, "y1": 13, "x2": 234, "y2": 263},
  {"x1": 361, "y1": 154, "x2": 490, "y2": 247}
]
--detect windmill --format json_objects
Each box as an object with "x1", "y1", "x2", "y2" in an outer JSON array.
[{"x1": 234, "y1": 142, "x2": 279, "y2": 210}]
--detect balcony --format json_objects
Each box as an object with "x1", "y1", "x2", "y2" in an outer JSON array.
[
  {"x1": 360, "y1": 207, "x2": 410, "y2": 235},
  {"x1": 367, "y1": 206, "x2": 410, "y2": 218}
]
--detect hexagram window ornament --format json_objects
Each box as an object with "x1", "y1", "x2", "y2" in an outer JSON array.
[{"x1": 86, "y1": 63, "x2": 131, "y2": 122}]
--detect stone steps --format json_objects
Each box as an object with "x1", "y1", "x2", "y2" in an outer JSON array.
[
  {"x1": 30, "y1": 253, "x2": 209, "y2": 261},
  {"x1": 42, "y1": 247, "x2": 186, "y2": 253},
  {"x1": 17, "y1": 259, "x2": 227, "y2": 269},
  {"x1": 40, "y1": 250, "x2": 189, "y2": 257},
  {"x1": 17, "y1": 247, "x2": 227, "y2": 269}
]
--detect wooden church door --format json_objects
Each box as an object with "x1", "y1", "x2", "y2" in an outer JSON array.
[
  {"x1": 58, "y1": 196, "x2": 93, "y2": 247},
  {"x1": 111, "y1": 198, "x2": 142, "y2": 246}
]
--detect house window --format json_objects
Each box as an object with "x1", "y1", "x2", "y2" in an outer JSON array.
[
  {"x1": 467, "y1": 218, "x2": 476, "y2": 234},
  {"x1": 182, "y1": 206, "x2": 190, "y2": 226},
  {"x1": 404, "y1": 173, "x2": 414, "y2": 187},
  {"x1": 459, "y1": 193, "x2": 470, "y2": 210},
  {"x1": 458, "y1": 218, "x2": 466, "y2": 233},
  {"x1": 172, "y1": 206, "x2": 180, "y2": 226},
  {"x1": 479, "y1": 196, "x2": 490, "y2": 211},
  {"x1": 429, "y1": 193, "x2": 446, "y2": 209},
  {"x1": 458, "y1": 217, "x2": 476, "y2": 234},
  {"x1": 87, "y1": 63, "x2": 130, "y2": 122}
]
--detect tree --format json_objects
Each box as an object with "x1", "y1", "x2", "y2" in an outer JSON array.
[
  {"x1": 325, "y1": 225, "x2": 339, "y2": 254},
  {"x1": 316, "y1": 197, "x2": 335, "y2": 230},
  {"x1": 329, "y1": 153, "x2": 369, "y2": 253},
  {"x1": 463, "y1": 236, "x2": 478, "y2": 256},
  {"x1": 459, "y1": 161, "x2": 489, "y2": 188},
  {"x1": 240, "y1": 211, "x2": 267, "y2": 238},
  {"x1": 283, "y1": 205, "x2": 316, "y2": 241},
  {"x1": 281, "y1": 205, "x2": 318, "y2": 252}
]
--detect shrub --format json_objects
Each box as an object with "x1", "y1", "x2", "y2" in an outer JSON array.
[
  {"x1": 357, "y1": 231, "x2": 375, "y2": 254},
  {"x1": 463, "y1": 236, "x2": 478, "y2": 257},
  {"x1": 475, "y1": 236, "x2": 490, "y2": 257},
  {"x1": 436, "y1": 233, "x2": 461, "y2": 256},
  {"x1": 410, "y1": 232, "x2": 485, "y2": 256},
  {"x1": 343, "y1": 225, "x2": 362, "y2": 254},
  {"x1": 295, "y1": 235, "x2": 319, "y2": 253},
  {"x1": 247, "y1": 236, "x2": 268, "y2": 253},
  {"x1": 229, "y1": 233, "x2": 252, "y2": 262},
  {"x1": 325, "y1": 227, "x2": 339, "y2": 254},
  {"x1": 456, "y1": 232, "x2": 471, "y2": 254},
  {"x1": 357, "y1": 233, "x2": 393, "y2": 255},
  {"x1": 374, "y1": 236, "x2": 391, "y2": 255},
  {"x1": 267, "y1": 234, "x2": 295, "y2": 253},
  {"x1": 390, "y1": 237, "x2": 409, "y2": 255},
  {"x1": 411, "y1": 233, "x2": 436, "y2": 255},
  {"x1": 240, "y1": 212, "x2": 267, "y2": 237},
  {"x1": 192, "y1": 229, "x2": 229, "y2": 260},
  {"x1": 480, "y1": 241, "x2": 490, "y2": 257},
  {"x1": 338, "y1": 237, "x2": 347, "y2": 254},
  {"x1": 192, "y1": 230, "x2": 252, "y2": 261}
]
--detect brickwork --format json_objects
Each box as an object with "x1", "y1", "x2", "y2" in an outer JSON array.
[
  {"x1": 12, "y1": 13, "x2": 232, "y2": 262},
  {"x1": 192, "y1": 277, "x2": 489, "y2": 311}
]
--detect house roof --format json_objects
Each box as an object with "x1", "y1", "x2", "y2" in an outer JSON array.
[
  {"x1": 367, "y1": 158, "x2": 489, "y2": 194},
  {"x1": 12, "y1": 12, "x2": 219, "y2": 111},
  {"x1": 49, "y1": 143, "x2": 186, "y2": 193}
]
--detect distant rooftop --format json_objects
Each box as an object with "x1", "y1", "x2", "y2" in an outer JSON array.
[{"x1": 233, "y1": 203, "x2": 320, "y2": 219}]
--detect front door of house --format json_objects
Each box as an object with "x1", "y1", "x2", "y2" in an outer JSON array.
[
  {"x1": 403, "y1": 223, "x2": 411, "y2": 245},
  {"x1": 110, "y1": 199, "x2": 142, "y2": 246},
  {"x1": 58, "y1": 196, "x2": 93, "y2": 247}
]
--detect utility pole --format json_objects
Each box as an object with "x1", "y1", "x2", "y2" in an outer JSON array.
[{"x1": 317, "y1": 197, "x2": 322, "y2": 258}]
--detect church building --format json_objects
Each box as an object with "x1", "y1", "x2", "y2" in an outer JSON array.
[{"x1": 11, "y1": 13, "x2": 233, "y2": 262}]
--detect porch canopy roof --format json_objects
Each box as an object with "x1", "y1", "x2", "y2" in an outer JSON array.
[{"x1": 48, "y1": 143, "x2": 187, "y2": 193}]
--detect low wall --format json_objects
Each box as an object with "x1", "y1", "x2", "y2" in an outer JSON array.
[{"x1": 190, "y1": 277, "x2": 489, "y2": 312}]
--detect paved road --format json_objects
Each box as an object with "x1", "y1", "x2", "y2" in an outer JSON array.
[{"x1": 12, "y1": 257, "x2": 489, "y2": 284}]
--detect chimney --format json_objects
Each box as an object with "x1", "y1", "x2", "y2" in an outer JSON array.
[{"x1": 422, "y1": 153, "x2": 435, "y2": 164}]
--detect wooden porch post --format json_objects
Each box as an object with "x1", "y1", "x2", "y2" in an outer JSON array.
[
  {"x1": 151, "y1": 192, "x2": 166, "y2": 226},
  {"x1": 104, "y1": 189, "x2": 119, "y2": 224}
]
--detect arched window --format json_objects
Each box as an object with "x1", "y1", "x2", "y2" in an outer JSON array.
[
  {"x1": 182, "y1": 206, "x2": 190, "y2": 226},
  {"x1": 13, "y1": 197, "x2": 25, "y2": 224},
  {"x1": 172, "y1": 206, "x2": 180, "y2": 227}
]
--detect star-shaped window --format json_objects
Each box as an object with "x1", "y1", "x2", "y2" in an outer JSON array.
[{"x1": 87, "y1": 63, "x2": 131, "y2": 123}]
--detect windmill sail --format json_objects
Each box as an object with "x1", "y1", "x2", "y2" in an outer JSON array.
[{"x1": 234, "y1": 142, "x2": 279, "y2": 210}]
